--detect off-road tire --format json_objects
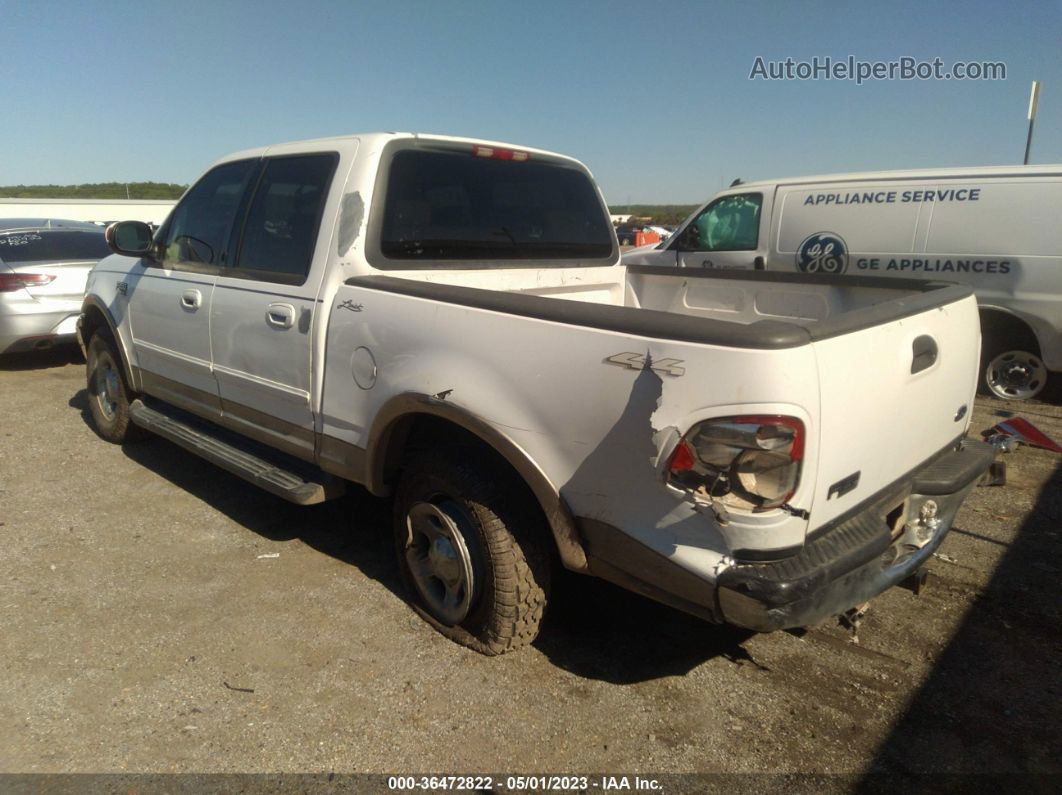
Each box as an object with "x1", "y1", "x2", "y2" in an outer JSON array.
[
  {"x1": 393, "y1": 447, "x2": 551, "y2": 655},
  {"x1": 86, "y1": 332, "x2": 146, "y2": 443}
]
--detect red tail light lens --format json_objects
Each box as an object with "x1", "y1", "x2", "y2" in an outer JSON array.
[
  {"x1": 667, "y1": 415, "x2": 805, "y2": 511},
  {"x1": 0, "y1": 273, "x2": 56, "y2": 292},
  {"x1": 668, "y1": 439, "x2": 697, "y2": 474}
]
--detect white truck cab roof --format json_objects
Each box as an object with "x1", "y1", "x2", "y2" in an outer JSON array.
[{"x1": 212, "y1": 132, "x2": 587, "y2": 170}]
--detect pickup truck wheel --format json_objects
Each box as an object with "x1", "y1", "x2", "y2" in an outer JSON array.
[
  {"x1": 86, "y1": 333, "x2": 145, "y2": 443},
  {"x1": 393, "y1": 449, "x2": 551, "y2": 655}
]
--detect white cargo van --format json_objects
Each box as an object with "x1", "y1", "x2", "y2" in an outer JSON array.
[{"x1": 624, "y1": 166, "x2": 1062, "y2": 400}]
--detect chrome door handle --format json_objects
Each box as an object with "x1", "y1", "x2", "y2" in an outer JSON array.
[
  {"x1": 180, "y1": 289, "x2": 202, "y2": 310},
  {"x1": 266, "y1": 303, "x2": 295, "y2": 329}
]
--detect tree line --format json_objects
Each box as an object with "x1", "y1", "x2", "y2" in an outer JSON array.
[{"x1": 0, "y1": 182, "x2": 187, "y2": 199}]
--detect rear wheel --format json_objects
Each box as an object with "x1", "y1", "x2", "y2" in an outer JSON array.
[
  {"x1": 393, "y1": 448, "x2": 551, "y2": 655},
  {"x1": 86, "y1": 332, "x2": 146, "y2": 443}
]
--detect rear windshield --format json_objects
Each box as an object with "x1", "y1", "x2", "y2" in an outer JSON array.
[
  {"x1": 0, "y1": 229, "x2": 110, "y2": 264},
  {"x1": 378, "y1": 149, "x2": 613, "y2": 264}
]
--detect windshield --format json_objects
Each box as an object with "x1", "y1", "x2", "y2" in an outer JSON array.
[
  {"x1": 0, "y1": 229, "x2": 110, "y2": 264},
  {"x1": 378, "y1": 149, "x2": 613, "y2": 264}
]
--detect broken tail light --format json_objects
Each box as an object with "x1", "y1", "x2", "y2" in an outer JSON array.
[
  {"x1": 0, "y1": 273, "x2": 56, "y2": 292},
  {"x1": 667, "y1": 416, "x2": 805, "y2": 511}
]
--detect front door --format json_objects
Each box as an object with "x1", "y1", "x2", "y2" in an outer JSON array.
[
  {"x1": 674, "y1": 192, "x2": 766, "y2": 270},
  {"x1": 210, "y1": 152, "x2": 339, "y2": 459},
  {"x1": 126, "y1": 159, "x2": 258, "y2": 418}
]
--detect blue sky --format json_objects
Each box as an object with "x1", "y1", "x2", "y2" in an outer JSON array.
[{"x1": 2, "y1": 0, "x2": 1060, "y2": 203}]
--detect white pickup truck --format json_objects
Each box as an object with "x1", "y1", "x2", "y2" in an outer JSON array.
[{"x1": 79, "y1": 133, "x2": 993, "y2": 655}]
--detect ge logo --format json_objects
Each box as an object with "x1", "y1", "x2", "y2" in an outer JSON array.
[{"x1": 797, "y1": 232, "x2": 848, "y2": 273}]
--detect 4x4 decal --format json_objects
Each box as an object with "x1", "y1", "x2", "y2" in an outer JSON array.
[{"x1": 604, "y1": 352, "x2": 686, "y2": 377}]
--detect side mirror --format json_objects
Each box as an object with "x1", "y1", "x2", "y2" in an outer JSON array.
[
  {"x1": 673, "y1": 224, "x2": 701, "y2": 252},
  {"x1": 105, "y1": 221, "x2": 157, "y2": 260}
]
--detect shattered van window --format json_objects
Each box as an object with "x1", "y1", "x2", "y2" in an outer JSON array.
[{"x1": 688, "y1": 194, "x2": 763, "y2": 252}]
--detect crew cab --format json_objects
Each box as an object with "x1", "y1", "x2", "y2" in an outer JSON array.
[{"x1": 79, "y1": 133, "x2": 993, "y2": 654}]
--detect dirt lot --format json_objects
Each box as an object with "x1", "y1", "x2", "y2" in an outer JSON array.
[{"x1": 1, "y1": 348, "x2": 1059, "y2": 788}]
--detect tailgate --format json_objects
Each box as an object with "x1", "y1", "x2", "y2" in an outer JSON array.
[{"x1": 807, "y1": 292, "x2": 980, "y2": 530}]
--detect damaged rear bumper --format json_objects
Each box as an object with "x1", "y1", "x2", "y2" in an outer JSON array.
[{"x1": 715, "y1": 439, "x2": 995, "y2": 632}]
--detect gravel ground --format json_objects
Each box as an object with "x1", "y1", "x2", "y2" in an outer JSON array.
[{"x1": 0, "y1": 347, "x2": 1059, "y2": 787}]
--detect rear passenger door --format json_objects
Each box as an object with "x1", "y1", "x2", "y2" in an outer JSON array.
[{"x1": 210, "y1": 152, "x2": 339, "y2": 459}]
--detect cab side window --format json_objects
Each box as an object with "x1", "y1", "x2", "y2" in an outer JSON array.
[
  {"x1": 677, "y1": 193, "x2": 763, "y2": 252},
  {"x1": 233, "y1": 153, "x2": 338, "y2": 285},
  {"x1": 160, "y1": 159, "x2": 258, "y2": 271}
]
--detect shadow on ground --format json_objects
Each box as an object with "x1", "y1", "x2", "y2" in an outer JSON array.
[
  {"x1": 535, "y1": 572, "x2": 756, "y2": 683},
  {"x1": 68, "y1": 389, "x2": 403, "y2": 599},
  {"x1": 1, "y1": 345, "x2": 83, "y2": 370},
  {"x1": 69, "y1": 387, "x2": 753, "y2": 683},
  {"x1": 860, "y1": 456, "x2": 1062, "y2": 787},
  {"x1": 69, "y1": 386, "x2": 92, "y2": 424},
  {"x1": 121, "y1": 432, "x2": 403, "y2": 596}
]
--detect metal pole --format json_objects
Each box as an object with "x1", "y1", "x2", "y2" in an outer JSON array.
[{"x1": 1024, "y1": 81, "x2": 1040, "y2": 165}]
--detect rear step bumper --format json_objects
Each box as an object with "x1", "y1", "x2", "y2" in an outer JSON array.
[
  {"x1": 129, "y1": 399, "x2": 345, "y2": 505},
  {"x1": 716, "y1": 439, "x2": 995, "y2": 632}
]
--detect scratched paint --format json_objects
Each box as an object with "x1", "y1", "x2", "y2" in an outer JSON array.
[{"x1": 337, "y1": 191, "x2": 365, "y2": 256}]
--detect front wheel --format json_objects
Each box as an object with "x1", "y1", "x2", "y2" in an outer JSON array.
[
  {"x1": 86, "y1": 333, "x2": 146, "y2": 443},
  {"x1": 393, "y1": 448, "x2": 551, "y2": 655},
  {"x1": 982, "y1": 348, "x2": 1048, "y2": 401}
]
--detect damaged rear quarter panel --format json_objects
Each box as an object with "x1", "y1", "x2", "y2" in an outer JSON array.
[{"x1": 321, "y1": 284, "x2": 822, "y2": 581}]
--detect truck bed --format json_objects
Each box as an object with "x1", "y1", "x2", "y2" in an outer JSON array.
[
  {"x1": 340, "y1": 265, "x2": 979, "y2": 537},
  {"x1": 346, "y1": 265, "x2": 973, "y2": 351},
  {"x1": 624, "y1": 265, "x2": 972, "y2": 334}
]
